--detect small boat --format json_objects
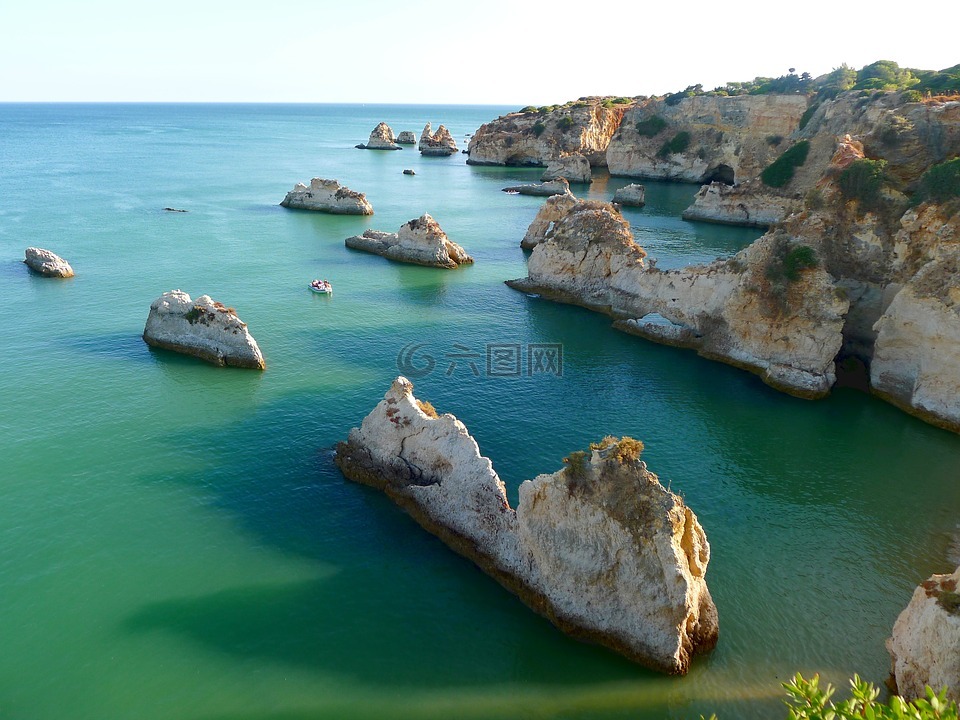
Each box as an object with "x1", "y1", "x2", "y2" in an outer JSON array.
[{"x1": 309, "y1": 279, "x2": 332, "y2": 294}]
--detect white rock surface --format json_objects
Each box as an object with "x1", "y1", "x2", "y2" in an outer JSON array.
[
  {"x1": 502, "y1": 178, "x2": 571, "y2": 197},
  {"x1": 887, "y1": 566, "x2": 960, "y2": 702},
  {"x1": 335, "y1": 377, "x2": 718, "y2": 674},
  {"x1": 358, "y1": 122, "x2": 400, "y2": 150},
  {"x1": 541, "y1": 153, "x2": 591, "y2": 183},
  {"x1": 142, "y1": 290, "x2": 265, "y2": 369},
  {"x1": 681, "y1": 182, "x2": 796, "y2": 227},
  {"x1": 280, "y1": 178, "x2": 374, "y2": 215},
  {"x1": 396, "y1": 130, "x2": 417, "y2": 144},
  {"x1": 345, "y1": 213, "x2": 473, "y2": 269},
  {"x1": 418, "y1": 123, "x2": 458, "y2": 156},
  {"x1": 24, "y1": 247, "x2": 74, "y2": 278},
  {"x1": 612, "y1": 183, "x2": 646, "y2": 207},
  {"x1": 521, "y1": 192, "x2": 578, "y2": 250}
]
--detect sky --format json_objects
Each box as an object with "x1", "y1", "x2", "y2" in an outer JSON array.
[{"x1": 1, "y1": 0, "x2": 956, "y2": 105}]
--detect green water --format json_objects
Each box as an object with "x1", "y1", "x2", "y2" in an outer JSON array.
[{"x1": 1, "y1": 103, "x2": 958, "y2": 720}]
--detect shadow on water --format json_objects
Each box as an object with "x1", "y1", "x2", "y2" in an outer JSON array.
[
  {"x1": 122, "y1": 389, "x2": 653, "y2": 692},
  {"x1": 65, "y1": 332, "x2": 155, "y2": 364}
]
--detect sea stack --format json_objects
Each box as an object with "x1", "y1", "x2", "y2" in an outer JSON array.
[
  {"x1": 541, "y1": 154, "x2": 591, "y2": 184},
  {"x1": 357, "y1": 122, "x2": 400, "y2": 150},
  {"x1": 142, "y1": 290, "x2": 265, "y2": 369},
  {"x1": 335, "y1": 377, "x2": 718, "y2": 674},
  {"x1": 280, "y1": 178, "x2": 374, "y2": 215},
  {"x1": 23, "y1": 247, "x2": 74, "y2": 278},
  {"x1": 418, "y1": 123, "x2": 458, "y2": 156},
  {"x1": 396, "y1": 130, "x2": 417, "y2": 144},
  {"x1": 344, "y1": 213, "x2": 473, "y2": 269},
  {"x1": 612, "y1": 183, "x2": 646, "y2": 207},
  {"x1": 887, "y1": 566, "x2": 960, "y2": 702}
]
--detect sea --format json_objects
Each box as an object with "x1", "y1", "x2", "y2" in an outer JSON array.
[{"x1": 1, "y1": 103, "x2": 958, "y2": 720}]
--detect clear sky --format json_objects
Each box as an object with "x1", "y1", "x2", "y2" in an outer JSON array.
[{"x1": 1, "y1": 0, "x2": 955, "y2": 105}]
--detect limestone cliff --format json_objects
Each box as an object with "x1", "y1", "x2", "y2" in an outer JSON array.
[
  {"x1": 142, "y1": 290, "x2": 265, "y2": 369},
  {"x1": 335, "y1": 377, "x2": 718, "y2": 674},
  {"x1": 280, "y1": 178, "x2": 374, "y2": 215},
  {"x1": 345, "y1": 213, "x2": 472, "y2": 269},
  {"x1": 467, "y1": 99, "x2": 629, "y2": 167},
  {"x1": 887, "y1": 566, "x2": 960, "y2": 702},
  {"x1": 507, "y1": 199, "x2": 848, "y2": 398}
]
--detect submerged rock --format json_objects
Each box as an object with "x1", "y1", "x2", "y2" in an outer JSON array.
[
  {"x1": 541, "y1": 154, "x2": 591, "y2": 183},
  {"x1": 418, "y1": 123, "x2": 458, "y2": 156},
  {"x1": 612, "y1": 183, "x2": 646, "y2": 207},
  {"x1": 521, "y1": 191, "x2": 578, "y2": 250},
  {"x1": 887, "y1": 566, "x2": 960, "y2": 702},
  {"x1": 357, "y1": 122, "x2": 400, "y2": 150},
  {"x1": 344, "y1": 213, "x2": 472, "y2": 269},
  {"x1": 23, "y1": 247, "x2": 74, "y2": 278},
  {"x1": 280, "y1": 178, "x2": 374, "y2": 215},
  {"x1": 396, "y1": 130, "x2": 417, "y2": 144},
  {"x1": 142, "y1": 290, "x2": 265, "y2": 369},
  {"x1": 335, "y1": 377, "x2": 718, "y2": 674},
  {"x1": 502, "y1": 178, "x2": 571, "y2": 197},
  {"x1": 403, "y1": 169, "x2": 416, "y2": 176}
]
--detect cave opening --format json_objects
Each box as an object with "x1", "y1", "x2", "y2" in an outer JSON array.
[{"x1": 705, "y1": 164, "x2": 735, "y2": 185}]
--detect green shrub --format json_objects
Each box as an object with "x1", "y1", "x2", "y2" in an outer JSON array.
[
  {"x1": 915, "y1": 158, "x2": 960, "y2": 204},
  {"x1": 799, "y1": 102, "x2": 820, "y2": 130},
  {"x1": 520, "y1": 105, "x2": 537, "y2": 113},
  {"x1": 558, "y1": 116, "x2": 575, "y2": 132},
  {"x1": 184, "y1": 306, "x2": 203, "y2": 324},
  {"x1": 658, "y1": 131, "x2": 691, "y2": 157},
  {"x1": 766, "y1": 134, "x2": 784, "y2": 146},
  {"x1": 783, "y1": 245, "x2": 818, "y2": 280},
  {"x1": 610, "y1": 96, "x2": 632, "y2": 104},
  {"x1": 563, "y1": 450, "x2": 589, "y2": 480},
  {"x1": 839, "y1": 158, "x2": 887, "y2": 210},
  {"x1": 635, "y1": 115, "x2": 667, "y2": 137},
  {"x1": 901, "y1": 89, "x2": 924, "y2": 103},
  {"x1": 760, "y1": 140, "x2": 810, "y2": 188},
  {"x1": 805, "y1": 187, "x2": 825, "y2": 210},
  {"x1": 780, "y1": 673, "x2": 958, "y2": 720},
  {"x1": 532, "y1": 121, "x2": 546, "y2": 137}
]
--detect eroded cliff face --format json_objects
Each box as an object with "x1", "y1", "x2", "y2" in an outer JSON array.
[
  {"x1": 606, "y1": 94, "x2": 809, "y2": 183},
  {"x1": 335, "y1": 377, "x2": 718, "y2": 674},
  {"x1": 467, "y1": 100, "x2": 629, "y2": 167},
  {"x1": 508, "y1": 199, "x2": 847, "y2": 398}
]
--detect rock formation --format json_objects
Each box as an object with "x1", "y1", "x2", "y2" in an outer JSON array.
[
  {"x1": 887, "y1": 566, "x2": 960, "y2": 702},
  {"x1": 279, "y1": 178, "x2": 374, "y2": 215},
  {"x1": 335, "y1": 377, "x2": 718, "y2": 674},
  {"x1": 468, "y1": 99, "x2": 629, "y2": 167},
  {"x1": 23, "y1": 247, "x2": 74, "y2": 278},
  {"x1": 507, "y1": 199, "x2": 847, "y2": 398},
  {"x1": 142, "y1": 290, "x2": 265, "y2": 369},
  {"x1": 521, "y1": 192, "x2": 578, "y2": 250},
  {"x1": 345, "y1": 213, "x2": 472, "y2": 269},
  {"x1": 502, "y1": 178, "x2": 571, "y2": 197},
  {"x1": 541, "y1": 153, "x2": 591, "y2": 183},
  {"x1": 356, "y1": 122, "x2": 400, "y2": 150},
  {"x1": 396, "y1": 130, "x2": 417, "y2": 144},
  {"x1": 418, "y1": 123, "x2": 458, "y2": 156},
  {"x1": 403, "y1": 169, "x2": 416, "y2": 176},
  {"x1": 612, "y1": 183, "x2": 646, "y2": 207}
]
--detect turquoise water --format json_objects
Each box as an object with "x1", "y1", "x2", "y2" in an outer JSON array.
[{"x1": 1, "y1": 103, "x2": 958, "y2": 720}]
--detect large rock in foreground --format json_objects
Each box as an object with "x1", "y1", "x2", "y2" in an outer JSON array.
[
  {"x1": 335, "y1": 377, "x2": 718, "y2": 674},
  {"x1": 345, "y1": 213, "x2": 472, "y2": 269},
  {"x1": 24, "y1": 247, "x2": 74, "y2": 278},
  {"x1": 521, "y1": 192, "x2": 578, "y2": 250},
  {"x1": 887, "y1": 566, "x2": 960, "y2": 702},
  {"x1": 418, "y1": 123, "x2": 458, "y2": 156},
  {"x1": 280, "y1": 178, "x2": 374, "y2": 215},
  {"x1": 357, "y1": 122, "x2": 400, "y2": 150},
  {"x1": 142, "y1": 290, "x2": 265, "y2": 369}
]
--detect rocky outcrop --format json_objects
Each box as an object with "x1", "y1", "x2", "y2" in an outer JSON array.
[
  {"x1": 468, "y1": 99, "x2": 629, "y2": 167},
  {"x1": 541, "y1": 153, "x2": 591, "y2": 183},
  {"x1": 142, "y1": 290, "x2": 265, "y2": 369},
  {"x1": 521, "y1": 192, "x2": 578, "y2": 250},
  {"x1": 23, "y1": 247, "x2": 74, "y2": 278},
  {"x1": 681, "y1": 182, "x2": 796, "y2": 227},
  {"x1": 357, "y1": 122, "x2": 400, "y2": 150},
  {"x1": 418, "y1": 123, "x2": 458, "y2": 156},
  {"x1": 507, "y1": 199, "x2": 848, "y2": 398},
  {"x1": 279, "y1": 178, "x2": 374, "y2": 215},
  {"x1": 335, "y1": 377, "x2": 718, "y2": 674},
  {"x1": 345, "y1": 213, "x2": 472, "y2": 269},
  {"x1": 607, "y1": 94, "x2": 808, "y2": 183},
  {"x1": 612, "y1": 183, "x2": 646, "y2": 207},
  {"x1": 396, "y1": 130, "x2": 417, "y2": 144},
  {"x1": 887, "y1": 566, "x2": 960, "y2": 702},
  {"x1": 502, "y1": 178, "x2": 571, "y2": 197}
]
